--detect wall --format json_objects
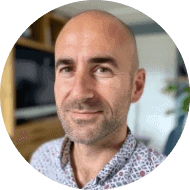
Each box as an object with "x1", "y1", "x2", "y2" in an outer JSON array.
[{"x1": 128, "y1": 33, "x2": 177, "y2": 153}]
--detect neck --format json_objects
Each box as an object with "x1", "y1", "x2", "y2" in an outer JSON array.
[{"x1": 70, "y1": 125, "x2": 127, "y2": 188}]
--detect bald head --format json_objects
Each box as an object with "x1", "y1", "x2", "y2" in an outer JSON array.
[
  {"x1": 55, "y1": 10, "x2": 139, "y2": 74},
  {"x1": 69, "y1": 10, "x2": 136, "y2": 40}
]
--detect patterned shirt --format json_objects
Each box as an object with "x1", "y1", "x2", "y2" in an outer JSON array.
[{"x1": 30, "y1": 128, "x2": 166, "y2": 189}]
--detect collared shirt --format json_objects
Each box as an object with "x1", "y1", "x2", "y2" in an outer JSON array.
[{"x1": 30, "y1": 128, "x2": 166, "y2": 189}]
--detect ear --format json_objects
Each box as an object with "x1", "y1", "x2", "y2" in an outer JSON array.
[{"x1": 131, "y1": 69, "x2": 146, "y2": 103}]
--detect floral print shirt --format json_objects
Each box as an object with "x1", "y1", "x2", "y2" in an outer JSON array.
[{"x1": 30, "y1": 128, "x2": 166, "y2": 189}]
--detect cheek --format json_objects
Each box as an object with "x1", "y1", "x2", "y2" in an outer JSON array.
[
  {"x1": 98, "y1": 78, "x2": 131, "y2": 108},
  {"x1": 54, "y1": 78, "x2": 71, "y2": 105}
]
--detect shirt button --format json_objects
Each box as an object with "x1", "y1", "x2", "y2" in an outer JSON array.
[{"x1": 99, "y1": 181, "x2": 105, "y2": 186}]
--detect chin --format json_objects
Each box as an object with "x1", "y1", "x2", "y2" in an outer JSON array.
[
  {"x1": 66, "y1": 124, "x2": 117, "y2": 145},
  {"x1": 60, "y1": 112, "x2": 121, "y2": 145},
  {"x1": 65, "y1": 127, "x2": 102, "y2": 145}
]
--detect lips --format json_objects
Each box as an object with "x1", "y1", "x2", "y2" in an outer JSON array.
[
  {"x1": 72, "y1": 110, "x2": 101, "y2": 114},
  {"x1": 70, "y1": 110, "x2": 102, "y2": 119}
]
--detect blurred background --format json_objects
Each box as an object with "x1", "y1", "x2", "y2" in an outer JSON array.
[{"x1": 0, "y1": 1, "x2": 189, "y2": 162}]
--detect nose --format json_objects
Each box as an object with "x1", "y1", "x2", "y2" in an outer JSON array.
[{"x1": 70, "y1": 71, "x2": 94, "y2": 102}]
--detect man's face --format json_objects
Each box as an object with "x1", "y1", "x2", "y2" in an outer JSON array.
[{"x1": 54, "y1": 19, "x2": 136, "y2": 145}]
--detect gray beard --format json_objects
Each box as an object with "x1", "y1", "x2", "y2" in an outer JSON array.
[{"x1": 57, "y1": 109, "x2": 124, "y2": 145}]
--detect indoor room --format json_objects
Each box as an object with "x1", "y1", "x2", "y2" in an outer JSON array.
[{"x1": 1, "y1": 1, "x2": 189, "y2": 163}]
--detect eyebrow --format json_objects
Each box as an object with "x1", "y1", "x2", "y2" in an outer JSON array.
[
  {"x1": 55, "y1": 58, "x2": 74, "y2": 70},
  {"x1": 55, "y1": 56, "x2": 118, "y2": 69}
]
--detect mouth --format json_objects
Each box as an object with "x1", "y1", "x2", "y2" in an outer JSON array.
[
  {"x1": 72, "y1": 110, "x2": 101, "y2": 114},
  {"x1": 70, "y1": 110, "x2": 103, "y2": 119}
]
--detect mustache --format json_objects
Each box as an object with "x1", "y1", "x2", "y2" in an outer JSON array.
[{"x1": 63, "y1": 98, "x2": 104, "y2": 111}]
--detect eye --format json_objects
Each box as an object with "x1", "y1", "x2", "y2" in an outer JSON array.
[
  {"x1": 62, "y1": 67, "x2": 73, "y2": 73},
  {"x1": 59, "y1": 66, "x2": 74, "y2": 77},
  {"x1": 94, "y1": 67, "x2": 113, "y2": 78},
  {"x1": 97, "y1": 67, "x2": 109, "y2": 73}
]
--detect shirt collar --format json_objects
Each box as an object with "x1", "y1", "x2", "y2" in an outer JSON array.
[
  {"x1": 60, "y1": 127, "x2": 137, "y2": 182},
  {"x1": 60, "y1": 134, "x2": 71, "y2": 168}
]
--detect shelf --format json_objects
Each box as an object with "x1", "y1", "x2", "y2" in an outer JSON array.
[
  {"x1": 16, "y1": 37, "x2": 54, "y2": 53},
  {"x1": 15, "y1": 104, "x2": 57, "y2": 119},
  {"x1": 50, "y1": 20, "x2": 64, "y2": 45},
  {"x1": 1, "y1": 11, "x2": 68, "y2": 139},
  {"x1": 48, "y1": 12, "x2": 68, "y2": 23},
  {"x1": 16, "y1": 12, "x2": 68, "y2": 52},
  {"x1": 11, "y1": 115, "x2": 65, "y2": 162},
  {"x1": 1, "y1": 11, "x2": 68, "y2": 161}
]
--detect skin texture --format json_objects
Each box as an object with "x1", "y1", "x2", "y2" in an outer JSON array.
[{"x1": 54, "y1": 10, "x2": 146, "y2": 188}]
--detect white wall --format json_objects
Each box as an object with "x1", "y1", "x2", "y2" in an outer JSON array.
[{"x1": 128, "y1": 33, "x2": 177, "y2": 153}]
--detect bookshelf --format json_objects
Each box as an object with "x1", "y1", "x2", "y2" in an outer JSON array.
[
  {"x1": 16, "y1": 12, "x2": 68, "y2": 53},
  {"x1": 1, "y1": 11, "x2": 67, "y2": 162}
]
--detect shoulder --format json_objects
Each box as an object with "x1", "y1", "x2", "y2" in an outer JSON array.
[
  {"x1": 114, "y1": 130, "x2": 166, "y2": 180},
  {"x1": 131, "y1": 142, "x2": 166, "y2": 171},
  {"x1": 30, "y1": 137, "x2": 65, "y2": 169},
  {"x1": 121, "y1": 142, "x2": 166, "y2": 183}
]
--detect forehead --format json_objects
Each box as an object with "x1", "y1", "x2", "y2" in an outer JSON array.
[
  {"x1": 56, "y1": 32, "x2": 121, "y2": 58},
  {"x1": 55, "y1": 16, "x2": 134, "y2": 63}
]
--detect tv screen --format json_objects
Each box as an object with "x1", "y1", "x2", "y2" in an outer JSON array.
[{"x1": 15, "y1": 45, "x2": 56, "y2": 121}]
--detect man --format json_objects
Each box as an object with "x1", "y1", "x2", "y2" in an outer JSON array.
[{"x1": 30, "y1": 10, "x2": 166, "y2": 189}]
